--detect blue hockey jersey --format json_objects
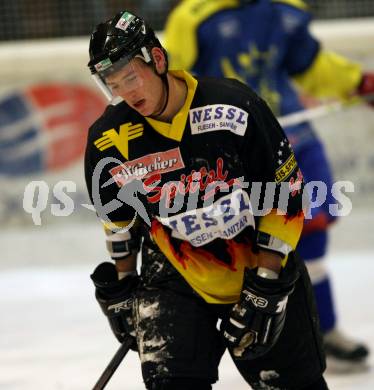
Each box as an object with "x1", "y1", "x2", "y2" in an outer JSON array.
[{"x1": 164, "y1": 0, "x2": 362, "y2": 151}]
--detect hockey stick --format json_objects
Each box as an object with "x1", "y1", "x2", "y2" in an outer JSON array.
[
  {"x1": 92, "y1": 337, "x2": 133, "y2": 390},
  {"x1": 277, "y1": 93, "x2": 374, "y2": 128}
]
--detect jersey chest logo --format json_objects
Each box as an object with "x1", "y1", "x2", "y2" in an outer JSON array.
[
  {"x1": 189, "y1": 104, "x2": 248, "y2": 136},
  {"x1": 94, "y1": 122, "x2": 143, "y2": 159}
]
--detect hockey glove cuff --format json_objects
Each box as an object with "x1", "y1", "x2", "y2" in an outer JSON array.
[
  {"x1": 91, "y1": 262, "x2": 139, "y2": 349},
  {"x1": 223, "y1": 264, "x2": 299, "y2": 360},
  {"x1": 357, "y1": 72, "x2": 374, "y2": 107}
]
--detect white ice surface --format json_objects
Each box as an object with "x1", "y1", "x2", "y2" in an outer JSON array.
[{"x1": 1, "y1": 212, "x2": 374, "y2": 389}]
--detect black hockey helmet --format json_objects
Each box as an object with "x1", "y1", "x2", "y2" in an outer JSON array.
[{"x1": 88, "y1": 10, "x2": 168, "y2": 100}]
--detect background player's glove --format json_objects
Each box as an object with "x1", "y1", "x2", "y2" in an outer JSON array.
[
  {"x1": 357, "y1": 72, "x2": 374, "y2": 107},
  {"x1": 222, "y1": 264, "x2": 299, "y2": 360},
  {"x1": 91, "y1": 262, "x2": 139, "y2": 349}
]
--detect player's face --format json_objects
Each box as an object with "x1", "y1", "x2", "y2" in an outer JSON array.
[{"x1": 105, "y1": 58, "x2": 165, "y2": 116}]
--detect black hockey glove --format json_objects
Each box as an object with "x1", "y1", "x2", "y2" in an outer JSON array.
[
  {"x1": 91, "y1": 262, "x2": 139, "y2": 349},
  {"x1": 222, "y1": 264, "x2": 299, "y2": 360}
]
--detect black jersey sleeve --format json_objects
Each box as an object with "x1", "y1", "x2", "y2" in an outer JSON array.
[
  {"x1": 84, "y1": 123, "x2": 138, "y2": 228},
  {"x1": 241, "y1": 93, "x2": 305, "y2": 251}
]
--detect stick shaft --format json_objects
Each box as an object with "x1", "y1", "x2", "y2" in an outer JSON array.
[
  {"x1": 277, "y1": 93, "x2": 374, "y2": 127},
  {"x1": 92, "y1": 337, "x2": 133, "y2": 390}
]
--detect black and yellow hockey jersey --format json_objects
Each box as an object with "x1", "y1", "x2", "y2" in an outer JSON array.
[{"x1": 85, "y1": 71, "x2": 304, "y2": 304}]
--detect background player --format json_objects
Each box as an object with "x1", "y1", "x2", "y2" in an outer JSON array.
[{"x1": 164, "y1": 0, "x2": 374, "y2": 370}]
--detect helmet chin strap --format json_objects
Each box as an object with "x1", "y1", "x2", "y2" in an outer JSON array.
[{"x1": 148, "y1": 73, "x2": 169, "y2": 119}]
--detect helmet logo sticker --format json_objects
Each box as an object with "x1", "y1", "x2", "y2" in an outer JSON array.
[
  {"x1": 94, "y1": 58, "x2": 113, "y2": 72},
  {"x1": 116, "y1": 11, "x2": 136, "y2": 31}
]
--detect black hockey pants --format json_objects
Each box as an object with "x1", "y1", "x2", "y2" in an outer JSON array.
[{"x1": 133, "y1": 246, "x2": 328, "y2": 390}]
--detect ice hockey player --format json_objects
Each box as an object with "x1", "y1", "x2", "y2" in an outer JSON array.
[
  {"x1": 85, "y1": 10, "x2": 329, "y2": 389},
  {"x1": 164, "y1": 0, "x2": 374, "y2": 371}
]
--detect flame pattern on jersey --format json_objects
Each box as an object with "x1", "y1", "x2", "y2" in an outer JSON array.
[{"x1": 151, "y1": 219, "x2": 258, "y2": 303}]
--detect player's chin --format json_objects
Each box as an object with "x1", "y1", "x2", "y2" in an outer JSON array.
[{"x1": 132, "y1": 99, "x2": 149, "y2": 115}]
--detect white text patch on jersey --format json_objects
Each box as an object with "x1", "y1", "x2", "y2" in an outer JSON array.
[
  {"x1": 158, "y1": 189, "x2": 255, "y2": 247},
  {"x1": 109, "y1": 148, "x2": 185, "y2": 187},
  {"x1": 189, "y1": 104, "x2": 248, "y2": 136}
]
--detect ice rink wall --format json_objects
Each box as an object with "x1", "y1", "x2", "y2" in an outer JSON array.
[
  {"x1": 0, "y1": 38, "x2": 106, "y2": 226},
  {"x1": 1, "y1": 18, "x2": 374, "y2": 227},
  {"x1": 310, "y1": 19, "x2": 374, "y2": 209}
]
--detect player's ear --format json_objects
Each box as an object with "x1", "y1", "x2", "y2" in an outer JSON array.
[{"x1": 151, "y1": 47, "x2": 167, "y2": 74}]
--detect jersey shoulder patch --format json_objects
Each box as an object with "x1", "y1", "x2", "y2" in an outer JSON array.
[
  {"x1": 188, "y1": 77, "x2": 259, "y2": 137},
  {"x1": 189, "y1": 103, "x2": 248, "y2": 136}
]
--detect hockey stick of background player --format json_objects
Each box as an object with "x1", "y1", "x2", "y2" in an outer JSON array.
[
  {"x1": 278, "y1": 92, "x2": 374, "y2": 127},
  {"x1": 92, "y1": 336, "x2": 133, "y2": 390}
]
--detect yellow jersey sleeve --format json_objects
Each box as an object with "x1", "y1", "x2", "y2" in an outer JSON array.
[
  {"x1": 164, "y1": 0, "x2": 239, "y2": 70},
  {"x1": 101, "y1": 219, "x2": 136, "y2": 233},
  {"x1": 272, "y1": 0, "x2": 308, "y2": 10},
  {"x1": 258, "y1": 210, "x2": 304, "y2": 252},
  {"x1": 293, "y1": 50, "x2": 363, "y2": 100}
]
